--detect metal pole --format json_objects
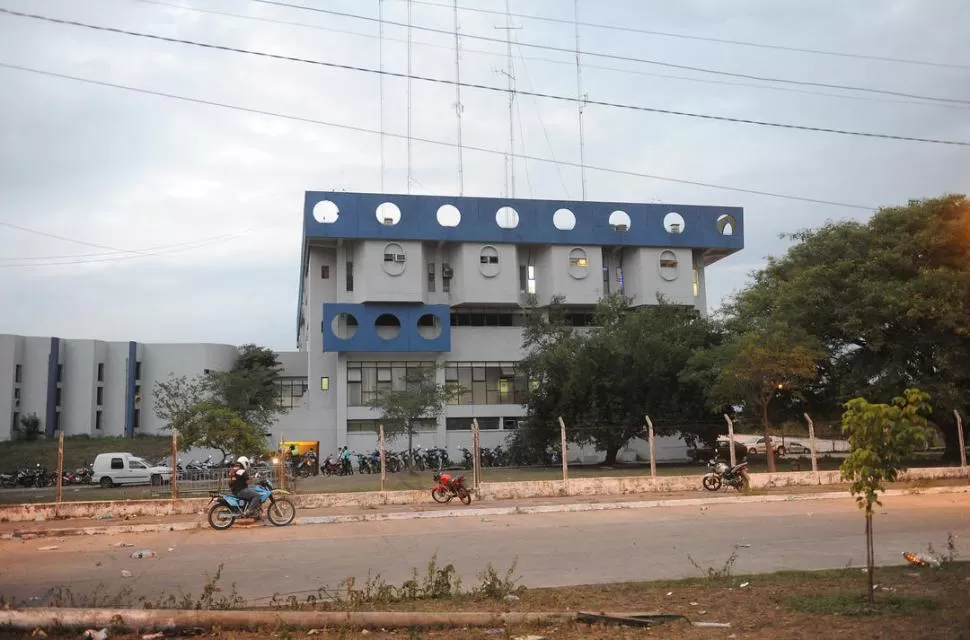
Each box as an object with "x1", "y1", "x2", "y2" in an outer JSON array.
[
  {"x1": 954, "y1": 409, "x2": 967, "y2": 468},
  {"x1": 171, "y1": 428, "x2": 178, "y2": 501},
  {"x1": 56, "y1": 431, "x2": 64, "y2": 505},
  {"x1": 723, "y1": 414, "x2": 736, "y2": 468},
  {"x1": 380, "y1": 424, "x2": 387, "y2": 494},
  {"x1": 558, "y1": 416, "x2": 569, "y2": 494},
  {"x1": 471, "y1": 419, "x2": 481, "y2": 498},
  {"x1": 804, "y1": 413, "x2": 820, "y2": 484},
  {"x1": 644, "y1": 415, "x2": 656, "y2": 479}
]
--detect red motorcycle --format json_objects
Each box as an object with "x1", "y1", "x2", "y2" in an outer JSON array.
[{"x1": 431, "y1": 471, "x2": 472, "y2": 505}]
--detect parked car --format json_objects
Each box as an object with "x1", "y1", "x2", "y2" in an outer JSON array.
[
  {"x1": 91, "y1": 453, "x2": 173, "y2": 488},
  {"x1": 746, "y1": 438, "x2": 810, "y2": 457},
  {"x1": 687, "y1": 440, "x2": 749, "y2": 464}
]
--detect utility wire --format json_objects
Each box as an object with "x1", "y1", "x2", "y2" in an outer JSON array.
[
  {"x1": 6, "y1": 8, "x2": 966, "y2": 147},
  {"x1": 389, "y1": 0, "x2": 970, "y2": 71},
  {"x1": 243, "y1": 0, "x2": 970, "y2": 105},
  {"x1": 129, "y1": 0, "x2": 970, "y2": 112},
  {"x1": 0, "y1": 60, "x2": 876, "y2": 210}
]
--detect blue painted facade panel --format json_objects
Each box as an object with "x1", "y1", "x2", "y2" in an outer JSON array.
[
  {"x1": 124, "y1": 341, "x2": 137, "y2": 438},
  {"x1": 45, "y1": 337, "x2": 59, "y2": 437},
  {"x1": 303, "y1": 191, "x2": 743, "y2": 250},
  {"x1": 322, "y1": 304, "x2": 451, "y2": 353}
]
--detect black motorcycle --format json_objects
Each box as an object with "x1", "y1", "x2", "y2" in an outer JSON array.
[{"x1": 702, "y1": 458, "x2": 749, "y2": 492}]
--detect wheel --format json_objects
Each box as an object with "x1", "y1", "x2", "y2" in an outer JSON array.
[
  {"x1": 207, "y1": 504, "x2": 236, "y2": 530},
  {"x1": 99, "y1": 477, "x2": 114, "y2": 489},
  {"x1": 298, "y1": 467, "x2": 311, "y2": 479},
  {"x1": 151, "y1": 474, "x2": 163, "y2": 486},
  {"x1": 737, "y1": 475, "x2": 750, "y2": 492},
  {"x1": 456, "y1": 487, "x2": 472, "y2": 506},
  {"x1": 431, "y1": 487, "x2": 452, "y2": 503},
  {"x1": 776, "y1": 446, "x2": 787, "y2": 457},
  {"x1": 267, "y1": 498, "x2": 296, "y2": 526},
  {"x1": 702, "y1": 474, "x2": 722, "y2": 491},
  {"x1": 747, "y1": 447, "x2": 758, "y2": 455}
]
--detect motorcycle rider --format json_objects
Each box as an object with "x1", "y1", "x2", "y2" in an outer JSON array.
[
  {"x1": 338, "y1": 445, "x2": 352, "y2": 475},
  {"x1": 228, "y1": 456, "x2": 261, "y2": 518}
]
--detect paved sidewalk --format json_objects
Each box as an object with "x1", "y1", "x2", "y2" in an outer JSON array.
[{"x1": 1, "y1": 481, "x2": 966, "y2": 540}]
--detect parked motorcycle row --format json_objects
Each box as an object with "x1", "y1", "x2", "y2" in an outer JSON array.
[
  {"x1": 702, "y1": 457, "x2": 750, "y2": 492},
  {"x1": 0, "y1": 463, "x2": 93, "y2": 489}
]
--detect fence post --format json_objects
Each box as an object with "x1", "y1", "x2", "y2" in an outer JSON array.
[
  {"x1": 644, "y1": 415, "x2": 656, "y2": 479},
  {"x1": 56, "y1": 431, "x2": 64, "y2": 507},
  {"x1": 171, "y1": 428, "x2": 179, "y2": 501},
  {"x1": 557, "y1": 416, "x2": 569, "y2": 495},
  {"x1": 723, "y1": 414, "x2": 736, "y2": 468},
  {"x1": 804, "y1": 413, "x2": 820, "y2": 484},
  {"x1": 471, "y1": 419, "x2": 481, "y2": 498},
  {"x1": 954, "y1": 410, "x2": 967, "y2": 469},
  {"x1": 379, "y1": 424, "x2": 387, "y2": 496}
]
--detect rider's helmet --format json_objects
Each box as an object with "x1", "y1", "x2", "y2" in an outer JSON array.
[{"x1": 236, "y1": 456, "x2": 251, "y2": 470}]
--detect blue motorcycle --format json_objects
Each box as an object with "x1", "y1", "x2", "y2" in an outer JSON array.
[{"x1": 206, "y1": 473, "x2": 296, "y2": 530}]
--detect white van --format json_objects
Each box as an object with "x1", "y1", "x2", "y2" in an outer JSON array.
[{"x1": 91, "y1": 452, "x2": 173, "y2": 488}]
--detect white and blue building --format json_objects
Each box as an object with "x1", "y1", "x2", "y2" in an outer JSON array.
[{"x1": 1, "y1": 191, "x2": 743, "y2": 462}]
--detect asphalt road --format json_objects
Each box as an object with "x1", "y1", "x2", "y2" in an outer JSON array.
[{"x1": 0, "y1": 493, "x2": 967, "y2": 606}]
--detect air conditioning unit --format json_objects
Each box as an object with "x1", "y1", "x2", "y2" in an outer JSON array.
[
  {"x1": 442, "y1": 266, "x2": 454, "y2": 278},
  {"x1": 669, "y1": 223, "x2": 682, "y2": 234},
  {"x1": 611, "y1": 223, "x2": 629, "y2": 232},
  {"x1": 394, "y1": 254, "x2": 406, "y2": 263},
  {"x1": 383, "y1": 217, "x2": 394, "y2": 225}
]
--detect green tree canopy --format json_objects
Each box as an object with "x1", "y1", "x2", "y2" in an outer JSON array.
[{"x1": 726, "y1": 194, "x2": 970, "y2": 458}]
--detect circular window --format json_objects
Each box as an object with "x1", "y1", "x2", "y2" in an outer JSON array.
[
  {"x1": 375, "y1": 314, "x2": 401, "y2": 341},
  {"x1": 312, "y1": 200, "x2": 339, "y2": 224},
  {"x1": 417, "y1": 314, "x2": 443, "y2": 340},
  {"x1": 496, "y1": 206, "x2": 520, "y2": 229},
  {"x1": 717, "y1": 214, "x2": 737, "y2": 236},
  {"x1": 608, "y1": 210, "x2": 631, "y2": 232},
  {"x1": 553, "y1": 208, "x2": 576, "y2": 231},
  {"x1": 568, "y1": 248, "x2": 589, "y2": 279},
  {"x1": 436, "y1": 204, "x2": 461, "y2": 227},
  {"x1": 376, "y1": 202, "x2": 401, "y2": 226},
  {"x1": 664, "y1": 212, "x2": 685, "y2": 234},
  {"x1": 658, "y1": 250, "x2": 679, "y2": 281},
  {"x1": 331, "y1": 313, "x2": 358, "y2": 339},
  {"x1": 382, "y1": 243, "x2": 406, "y2": 276},
  {"x1": 479, "y1": 245, "x2": 500, "y2": 278}
]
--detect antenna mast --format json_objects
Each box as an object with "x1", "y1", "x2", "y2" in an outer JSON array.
[
  {"x1": 574, "y1": 0, "x2": 587, "y2": 200},
  {"x1": 406, "y1": 0, "x2": 413, "y2": 194},
  {"x1": 378, "y1": 0, "x2": 385, "y2": 193},
  {"x1": 454, "y1": 0, "x2": 464, "y2": 196},
  {"x1": 494, "y1": 0, "x2": 518, "y2": 198}
]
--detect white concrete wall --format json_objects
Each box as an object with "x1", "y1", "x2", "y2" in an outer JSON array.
[
  {"x1": 622, "y1": 247, "x2": 696, "y2": 307},
  {"x1": 449, "y1": 243, "x2": 520, "y2": 305},
  {"x1": 535, "y1": 245, "x2": 605, "y2": 306},
  {"x1": 0, "y1": 335, "x2": 21, "y2": 440},
  {"x1": 356, "y1": 240, "x2": 425, "y2": 303}
]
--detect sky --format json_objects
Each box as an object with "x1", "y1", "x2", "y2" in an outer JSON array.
[{"x1": 0, "y1": 0, "x2": 968, "y2": 352}]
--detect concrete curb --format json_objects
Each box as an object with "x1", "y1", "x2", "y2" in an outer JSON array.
[{"x1": 3, "y1": 485, "x2": 967, "y2": 540}]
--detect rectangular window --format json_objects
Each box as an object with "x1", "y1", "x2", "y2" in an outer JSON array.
[
  {"x1": 321, "y1": 265, "x2": 330, "y2": 279},
  {"x1": 14, "y1": 364, "x2": 22, "y2": 384},
  {"x1": 446, "y1": 417, "x2": 473, "y2": 431},
  {"x1": 377, "y1": 367, "x2": 392, "y2": 383},
  {"x1": 134, "y1": 409, "x2": 140, "y2": 429},
  {"x1": 346, "y1": 261, "x2": 354, "y2": 291},
  {"x1": 602, "y1": 265, "x2": 610, "y2": 295},
  {"x1": 135, "y1": 385, "x2": 141, "y2": 400},
  {"x1": 111, "y1": 457, "x2": 124, "y2": 470},
  {"x1": 518, "y1": 265, "x2": 527, "y2": 293},
  {"x1": 320, "y1": 376, "x2": 330, "y2": 391},
  {"x1": 55, "y1": 387, "x2": 62, "y2": 406},
  {"x1": 11, "y1": 412, "x2": 19, "y2": 433},
  {"x1": 54, "y1": 410, "x2": 60, "y2": 431},
  {"x1": 659, "y1": 257, "x2": 678, "y2": 269},
  {"x1": 427, "y1": 263, "x2": 436, "y2": 293},
  {"x1": 445, "y1": 362, "x2": 526, "y2": 406},
  {"x1": 476, "y1": 417, "x2": 500, "y2": 430},
  {"x1": 96, "y1": 387, "x2": 103, "y2": 405},
  {"x1": 480, "y1": 255, "x2": 499, "y2": 264},
  {"x1": 346, "y1": 361, "x2": 435, "y2": 406},
  {"x1": 95, "y1": 410, "x2": 102, "y2": 430},
  {"x1": 97, "y1": 362, "x2": 104, "y2": 382},
  {"x1": 527, "y1": 265, "x2": 536, "y2": 294},
  {"x1": 503, "y1": 418, "x2": 520, "y2": 430},
  {"x1": 347, "y1": 420, "x2": 379, "y2": 433},
  {"x1": 135, "y1": 361, "x2": 142, "y2": 380},
  {"x1": 13, "y1": 387, "x2": 20, "y2": 400},
  {"x1": 693, "y1": 269, "x2": 700, "y2": 297},
  {"x1": 276, "y1": 377, "x2": 309, "y2": 409},
  {"x1": 56, "y1": 364, "x2": 63, "y2": 383}
]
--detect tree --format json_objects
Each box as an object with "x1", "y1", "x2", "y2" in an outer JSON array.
[
  {"x1": 516, "y1": 294, "x2": 723, "y2": 466},
  {"x1": 727, "y1": 194, "x2": 970, "y2": 460},
  {"x1": 172, "y1": 402, "x2": 270, "y2": 461},
  {"x1": 840, "y1": 388, "x2": 930, "y2": 603},
  {"x1": 367, "y1": 367, "x2": 453, "y2": 470},
  {"x1": 19, "y1": 413, "x2": 42, "y2": 442},
  {"x1": 693, "y1": 323, "x2": 822, "y2": 472},
  {"x1": 152, "y1": 344, "x2": 282, "y2": 460}
]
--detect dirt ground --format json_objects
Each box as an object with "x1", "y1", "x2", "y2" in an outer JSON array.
[{"x1": 4, "y1": 562, "x2": 969, "y2": 640}]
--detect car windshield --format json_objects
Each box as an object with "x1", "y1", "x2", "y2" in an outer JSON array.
[{"x1": 132, "y1": 457, "x2": 149, "y2": 467}]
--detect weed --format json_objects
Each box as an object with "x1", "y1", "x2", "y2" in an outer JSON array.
[
  {"x1": 926, "y1": 532, "x2": 958, "y2": 567},
  {"x1": 687, "y1": 551, "x2": 738, "y2": 581},
  {"x1": 475, "y1": 559, "x2": 525, "y2": 599},
  {"x1": 788, "y1": 593, "x2": 939, "y2": 616}
]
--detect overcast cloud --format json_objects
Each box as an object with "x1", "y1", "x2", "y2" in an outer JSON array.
[{"x1": 1, "y1": 0, "x2": 968, "y2": 351}]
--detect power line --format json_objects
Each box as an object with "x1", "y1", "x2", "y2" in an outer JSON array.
[
  {"x1": 6, "y1": 8, "x2": 967, "y2": 147},
  {"x1": 391, "y1": 0, "x2": 970, "y2": 71},
  {"x1": 129, "y1": 0, "x2": 970, "y2": 112},
  {"x1": 0, "y1": 60, "x2": 876, "y2": 210},
  {"x1": 243, "y1": 0, "x2": 970, "y2": 105}
]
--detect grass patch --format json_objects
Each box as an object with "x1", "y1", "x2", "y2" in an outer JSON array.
[
  {"x1": 0, "y1": 435, "x2": 170, "y2": 472},
  {"x1": 789, "y1": 592, "x2": 940, "y2": 616}
]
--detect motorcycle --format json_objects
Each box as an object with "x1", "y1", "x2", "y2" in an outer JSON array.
[
  {"x1": 206, "y1": 473, "x2": 297, "y2": 530},
  {"x1": 431, "y1": 471, "x2": 472, "y2": 505},
  {"x1": 702, "y1": 458, "x2": 750, "y2": 492}
]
